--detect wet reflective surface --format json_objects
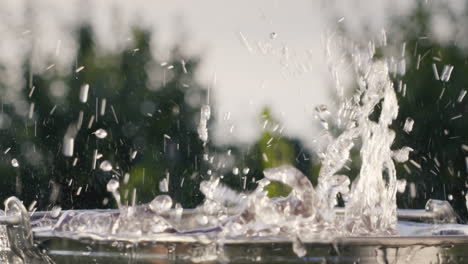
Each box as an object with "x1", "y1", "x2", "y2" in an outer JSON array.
[{"x1": 26, "y1": 235, "x2": 468, "y2": 263}]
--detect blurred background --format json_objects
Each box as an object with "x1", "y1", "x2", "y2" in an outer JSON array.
[{"x1": 0, "y1": 0, "x2": 466, "y2": 220}]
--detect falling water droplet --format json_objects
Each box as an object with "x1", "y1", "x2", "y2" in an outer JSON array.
[
  {"x1": 106, "y1": 179, "x2": 119, "y2": 193},
  {"x1": 93, "y1": 129, "x2": 108, "y2": 139},
  {"x1": 11, "y1": 159, "x2": 19, "y2": 167},
  {"x1": 197, "y1": 105, "x2": 211, "y2": 142},
  {"x1": 123, "y1": 173, "x2": 130, "y2": 184},
  {"x1": 79, "y1": 84, "x2": 89, "y2": 103},
  {"x1": 465, "y1": 193, "x2": 468, "y2": 211},
  {"x1": 396, "y1": 179, "x2": 407, "y2": 193},
  {"x1": 149, "y1": 195, "x2": 173, "y2": 213},
  {"x1": 100, "y1": 160, "x2": 113, "y2": 172},
  {"x1": 392, "y1": 147, "x2": 413, "y2": 163},
  {"x1": 159, "y1": 178, "x2": 169, "y2": 192},
  {"x1": 403, "y1": 118, "x2": 414, "y2": 133},
  {"x1": 50, "y1": 206, "x2": 62, "y2": 218},
  {"x1": 233, "y1": 167, "x2": 239, "y2": 175},
  {"x1": 448, "y1": 194, "x2": 453, "y2": 201},
  {"x1": 172, "y1": 203, "x2": 183, "y2": 221}
]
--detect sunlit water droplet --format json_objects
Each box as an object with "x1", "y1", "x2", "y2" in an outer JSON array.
[
  {"x1": 392, "y1": 147, "x2": 413, "y2": 163},
  {"x1": 403, "y1": 117, "x2": 414, "y2": 133},
  {"x1": 100, "y1": 161, "x2": 113, "y2": 172},
  {"x1": 106, "y1": 179, "x2": 119, "y2": 193},
  {"x1": 79, "y1": 84, "x2": 89, "y2": 103},
  {"x1": 159, "y1": 178, "x2": 169, "y2": 192},
  {"x1": 93, "y1": 129, "x2": 108, "y2": 139},
  {"x1": 149, "y1": 195, "x2": 173, "y2": 213},
  {"x1": 396, "y1": 179, "x2": 407, "y2": 193},
  {"x1": 11, "y1": 159, "x2": 19, "y2": 167},
  {"x1": 50, "y1": 206, "x2": 62, "y2": 218}
]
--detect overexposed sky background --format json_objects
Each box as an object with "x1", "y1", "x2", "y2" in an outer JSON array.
[{"x1": 147, "y1": 0, "x2": 330, "y2": 147}]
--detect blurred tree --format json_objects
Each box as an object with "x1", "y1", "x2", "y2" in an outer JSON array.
[{"x1": 0, "y1": 26, "x2": 210, "y2": 210}]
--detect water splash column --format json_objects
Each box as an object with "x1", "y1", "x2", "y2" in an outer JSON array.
[{"x1": 344, "y1": 61, "x2": 399, "y2": 235}]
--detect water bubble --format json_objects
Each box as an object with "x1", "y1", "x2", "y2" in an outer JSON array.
[
  {"x1": 100, "y1": 160, "x2": 113, "y2": 172},
  {"x1": 149, "y1": 195, "x2": 173, "y2": 213},
  {"x1": 93, "y1": 129, "x2": 108, "y2": 139},
  {"x1": 11, "y1": 159, "x2": 19, "y2": 167},
  {"x1": 50, "y1": 206, "x2": 62, "y2": 218},
  {"x1": 106, "y1": 179, "x2": 120, "y2": 193}
]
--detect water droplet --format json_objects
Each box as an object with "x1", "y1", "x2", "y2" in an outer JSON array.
[
  {"x1": 396, "y1": 179, "x2": 407, "y2": 193},
  {"x1": 172, "y1": 203, "x2": 183, "y2": 221},
  {"x1": 100, "y1": 160, "x2": 113, "y2": 172},
  {"x1": 392, "y1": 147, "x2": 413, "y2": 163},
  {"x1": 63, "y1": 136, "x2": 74, "y2": 157},
  {"x1": 197, "y1": 105, "x2": 211, "y2": 142},
  {"x1": 50, "y1": 206, "x2": 62, "y2": 218},
  {"x1": 403, "y1": 117, "x2": 414, "y2": 133},
  {"x1": 465, "y1": 193, "x2": 468, "y2": 211},
  {"x1": 93, "y1": 129, "x2": 108, "y2": 139},
  {"x1": 232, "y1": 167, "x2": 239, "y2": 175},
  {"x1": 11, "y1": 159, "x2": 19, "y2": 167},
  {"x1": 79, "y1": 84, "x2": 89, "y2": 103},
  {"x1": 448, "y1": 194, "x2": 453, "y2": 201},
  {"x1": 123, "y1": 173, "x2": 130, "y2": 184},
  {"x1": 159, "y1": 178, "x2": 169, "y2": 192},
  {"x1": 242, "y1": 167, "x2": 250, "y2": 175},
  {"x1": 106, "y1": 179, "x2": 120, "y2": 193},
  {"x1": 131, "y1": 150, "x2": 138, "y2": 160},
  {"x1": 196, "y1": 214, "x2": 208, "y2": 225},
  {"x1": 149, "y1": 195, "x2": 173, "y2": 213},
  {"x1": 270, "y1": 32, "x2": 277, "y2": 39}
]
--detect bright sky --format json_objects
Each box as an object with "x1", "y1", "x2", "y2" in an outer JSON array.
[{"x1": 151, "y1": 0, "x2": 331, "y2": 147}]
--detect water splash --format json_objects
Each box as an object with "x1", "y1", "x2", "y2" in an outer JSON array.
[
  {"x1": 28, "y1": 35, "x2": 408, "y2": 258},
  {"x1": 197, "y1": 105, "x2": 211, "y2": 143}
]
